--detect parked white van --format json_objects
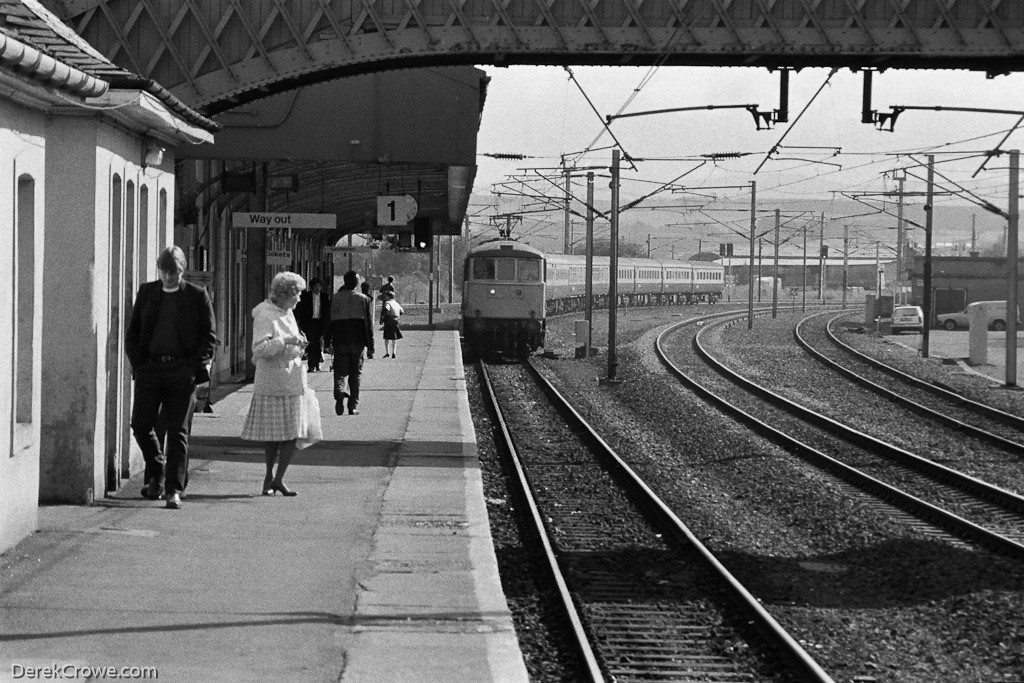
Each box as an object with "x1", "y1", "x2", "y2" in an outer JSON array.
[{"x1": 937, "y1": 301, "x2": 1016, "y2": 331}]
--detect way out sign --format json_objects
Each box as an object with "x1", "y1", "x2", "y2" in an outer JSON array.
[
  {"x1": 233, "y1": 212, "x2": 336, "y2": 229},
  {"x1": 376, "y1": 195, "x2": 418, "y2": 226}
]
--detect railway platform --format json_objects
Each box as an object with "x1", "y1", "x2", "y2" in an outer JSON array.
[
  {"x1": 0, "y1": 331, "x2": 528, "y2": 683},
  {"x1": 887, "y1": 329, "x2": 1024, "y2": 385}
]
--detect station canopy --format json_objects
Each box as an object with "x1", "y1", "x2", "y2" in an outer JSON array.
[{"x1": 181, "y1": 67, "x2": 485, "y2": 240}]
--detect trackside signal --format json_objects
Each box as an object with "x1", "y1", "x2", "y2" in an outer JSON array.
[{"x1": 414, "y1": 216, "x2": 432, "y2": 251}]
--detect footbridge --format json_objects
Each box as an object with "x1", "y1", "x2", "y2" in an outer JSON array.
[{"x1": 46, "y1": 0, "x2": 1024, "y2": 115}]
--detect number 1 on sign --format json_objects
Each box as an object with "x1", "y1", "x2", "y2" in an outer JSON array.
[{"x1": 387, "y1": 200, "x2": 396, "y2": 222}]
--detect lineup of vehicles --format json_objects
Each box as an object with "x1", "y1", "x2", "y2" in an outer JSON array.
[
  {"x1": 891, "y1": 301, "x2": 1018, "y2": 333},
  {"x1": 460, "y1": 239, "x2": 726, "y2": 357}
]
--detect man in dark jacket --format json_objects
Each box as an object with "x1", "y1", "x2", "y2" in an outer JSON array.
[
  {"x1": 328, "y1": 270, "x2": 374, "y2": 416},
  {"x1": 125, "y1": 246, "x2": 216, "y2": 510},
  {"x1": 295, "y1": 277, "x2": 331, "y2": 372}
]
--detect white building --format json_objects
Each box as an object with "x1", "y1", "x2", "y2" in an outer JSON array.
[{"x1": 0, "y1": 0, "x2": 217, "y2": 553}]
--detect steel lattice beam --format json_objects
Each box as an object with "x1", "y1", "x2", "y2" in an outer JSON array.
[{"x1": 43, "y1": 0, "x2": 1024, "y2": 114}]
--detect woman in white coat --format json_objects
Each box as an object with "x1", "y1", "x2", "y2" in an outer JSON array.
[{"x1": 241, "y1": 271, "x2": 309, "y2": 496}]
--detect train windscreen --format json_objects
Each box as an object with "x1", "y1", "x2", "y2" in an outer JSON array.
[
  {"x1": 472, "y1": 258, "x2": 495, "y2": 280},
  {"x1": 519, "y1": 260, "x2": 541, "y2": 281}
]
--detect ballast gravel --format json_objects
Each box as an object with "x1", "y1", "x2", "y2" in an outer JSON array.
[{"x1": 485, "y1": 304, "x2": 1024, "y2": 683}]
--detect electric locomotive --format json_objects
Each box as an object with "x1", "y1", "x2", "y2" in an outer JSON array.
[{"x1": 461, "y1": 239, "x2": 547, "y2": 358}]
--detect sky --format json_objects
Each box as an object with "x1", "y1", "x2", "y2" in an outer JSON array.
[{"x1": 470, "y1": 65, "x2": 1024, "y2": 255}]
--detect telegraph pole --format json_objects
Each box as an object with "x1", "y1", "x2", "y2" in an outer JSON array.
[
  {"x1": 875, "y1": 240, "x2": 882, "y2": 334},
  {"x1": 747, "y1": 181, "x2": 756, "y2": 329},
  {"x1": 585, "y1": 172, "x2": 594, "y2": 358},
  {"x1": 604, "y1": 150, "x2": 620, "y2": 383},
  {"x1": 563, "y1": 160, "x2": 571, "y2": 254},
  {"x1": 896, "y1": 172, "x2": 905, "y2": 304},
  {"x1": 773, "y1": 209, "x2": 780, "y2": 318},
  {"x1": 757, "y1": 238, "x2": 763, "y2": 303},
  {"x1": 428, "y1": 230, "x2": 434, "y2": 327},
  {"x1": 818, "y1": 212, "x2": 825, "y2": 301},
  {"x1": 802, "y1": 222, "x2": 807, "y2": 312},
  {"x1": 1006, "y1": 150, "x2": 1019, "y2": 386},
  {"x1": 842, "y1": 225, "x2": 850, "y2": 309},
  {"x1": 923, "y1": 155, "x2": 935, "y2": 358}
]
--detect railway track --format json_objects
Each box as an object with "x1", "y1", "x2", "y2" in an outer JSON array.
[
  {"x1": 478, "y1": 358, "x2": 832, "y2": 683},
  {"x1": 795, "y1": 311, "x2": 1024, "y2": 452},
  {"x1": 657, "y1": 313, "x2": 1024, "y2": 559}
]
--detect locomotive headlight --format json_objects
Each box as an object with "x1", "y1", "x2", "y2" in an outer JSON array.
[{"x1": 489, "y1": 288, "x2": 496, "y2": 296}]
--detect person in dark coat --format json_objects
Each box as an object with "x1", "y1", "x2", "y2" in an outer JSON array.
[
  {"x1": 295, "y1": 277, "x2": 331, "y2": 372},
  {"x1": 125, "y1": 246, "x2": 216, "y2": 510},
  {"x1": 328, "y1": 270, "x2": 374, "y2": 416}
]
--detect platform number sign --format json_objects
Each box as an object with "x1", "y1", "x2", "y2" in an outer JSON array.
[{"x1": 377, "y1": 194, "x2": 418, "y2": 227}]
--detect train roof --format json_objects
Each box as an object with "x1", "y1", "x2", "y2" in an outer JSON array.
[
  {"x1": 465, "y1": 240, "x2": 546, "y2": 260},
  {"x1": 545, "y1": 253, "x2": 722, "y2": 269}
]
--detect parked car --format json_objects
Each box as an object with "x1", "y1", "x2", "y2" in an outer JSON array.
[
  {"x1": 936, "y1": 301, "x2": 1016, "y2": 331},
  {"x1": 890, "y1": 305, "x2": 924, "y2": 334},
  {"x1": 937, "y1": 309, "x2": 970, "y2": 330}
]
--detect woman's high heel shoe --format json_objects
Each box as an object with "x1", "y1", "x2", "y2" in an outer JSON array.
[
  {"x1": 262, "y1": 477, "x2": 275, "y2": 496},
  {"x1": 272, "y1": 481, "x2": 297, "y2": 497}
]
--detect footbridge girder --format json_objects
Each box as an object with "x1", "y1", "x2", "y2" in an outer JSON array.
[{"x1": 45, "y1": 0, "x2": 1024, "y2": 115}]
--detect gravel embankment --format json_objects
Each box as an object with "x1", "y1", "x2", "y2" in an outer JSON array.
[
  {"x1": 835, "y1": 314, "x2": 1024, "y2": 419},
  {"x1": 704, "y1": 314, "x2": 1024, "y2": 498},
  {"x1": 486, "y1": 305, "x2": 1024, "y2": 683}
]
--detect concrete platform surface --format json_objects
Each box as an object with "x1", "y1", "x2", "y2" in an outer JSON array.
[
  {"x1": 884, "y1": 329, "x2": 1024, "y2": 385},
  {"x1": 0, "y1": 331, "x2": 528, "y2": 683}
]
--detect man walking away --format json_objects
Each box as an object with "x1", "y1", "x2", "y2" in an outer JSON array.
[
  {"x1": 125, "y1": 246, "x2": 216, "y2": 510},
  {"x1": 296, "y1": 277, "x2": 330, "y2": 372},
  {"x1": 328, "y1": 270, "x2": 374, "y2": 415}
]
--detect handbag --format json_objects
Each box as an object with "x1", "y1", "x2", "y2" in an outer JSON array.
[{"x1": 296, "y1": 387, "x2": 323, "y2": 450}]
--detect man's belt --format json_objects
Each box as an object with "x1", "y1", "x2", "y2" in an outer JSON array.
[{"x1": 151, "y1": 355, "x2": 184, "y2": 362}]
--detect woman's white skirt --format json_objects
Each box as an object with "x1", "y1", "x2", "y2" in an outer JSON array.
[{"x1": 241, "y1": 394, "x2": 303, "y2": 442}]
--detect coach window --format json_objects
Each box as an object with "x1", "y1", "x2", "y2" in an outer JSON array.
[
  {"x1": 519, "y1": 260, "x2": 540, "y2": 282},
  {"x1": 472, "y1": 258, "x2": 495, "y2": 280}
]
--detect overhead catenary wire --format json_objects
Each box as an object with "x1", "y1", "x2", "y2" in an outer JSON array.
[
  {"x1": 754, "y1": 68, "x2": 838, "y2": 175},
  {"x1": 903, "y1": 153, "x2": 1008, "y2": 216},
  {"x1": 563, "y1": 66, "x2": 638, "y2": 171},
  {"x1": 484, "y1": 69, "x2": 1024, "y2": 255}
]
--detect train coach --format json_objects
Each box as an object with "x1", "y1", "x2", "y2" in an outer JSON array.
[
  {"x1": 462, "y1": 239, "x2": 726, "y2": 357},
  {"x1": 544, "y1": 253, "x2": 724, "y2": 315}
]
